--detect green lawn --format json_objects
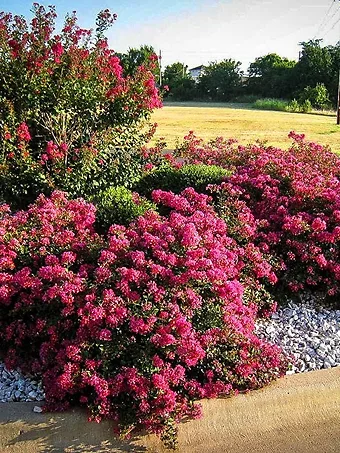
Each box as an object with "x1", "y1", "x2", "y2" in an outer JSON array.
[{"x1": 151, "y1": 102, "x2": 340, "y2": 153}]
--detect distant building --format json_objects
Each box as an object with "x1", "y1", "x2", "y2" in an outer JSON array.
[
  {"x1": 240, "y1": 75, "x2": 249, "y2": 85},
  {"x1": 189, "y1": 66, "x2": 249, "y2": 85},
  {"x1": 189, "y1": 65, "x2": 204, "y2": 82}
]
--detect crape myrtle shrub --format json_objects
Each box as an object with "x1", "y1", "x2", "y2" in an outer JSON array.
[
  {"x1": 0, "y1": 189, "x2": 288, "y2": 448},
  {"x1": 0, "y1": 4, "x2": 162, "y2": 209},
  {"x1": 175, "y1": 131, "x2": 340, "y2": 298}
]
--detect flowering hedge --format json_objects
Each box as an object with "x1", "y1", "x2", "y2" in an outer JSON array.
[
  {"x1": 0, "y1": 4, "x2": 162, "y2": 208},
  {"x1": 176, "y1": 131, "x2": 340, "y2": 298},
  {"x1": 0, "y1": 189, "x2": 288, "y2": 448},
  {"x1": 2, "y1": 5, "x2": 338, "y2": 446}
]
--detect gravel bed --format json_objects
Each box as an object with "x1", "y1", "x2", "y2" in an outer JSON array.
[
  {"x1": 1, "y1": 294, "x2": 339, "y2": 402},
  {"x1": 0, "y1": 362, "x2": 45, "y2": 402},
  {"x1": 255, "y1": 294, "x2": 340, "y2": 373}
]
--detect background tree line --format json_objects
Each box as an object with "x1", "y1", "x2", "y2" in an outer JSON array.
[{"x1": 118, "y1": 40, "x2": 340, "y2": 109}]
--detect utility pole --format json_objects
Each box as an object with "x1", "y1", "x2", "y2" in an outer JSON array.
[
  {"x1": 337, "y1": 69, "x2": 340, "y2": 124},
  {"x1": 159, "y1": 49, "x2": 162, "y2": 87}
]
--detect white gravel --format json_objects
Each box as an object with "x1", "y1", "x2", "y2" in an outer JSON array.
[
  {"x1": 1, "y1": 293, "x2": 339, "y2": 402},
  {"x1": 0, "y1": 362, "x2": 45, "y2": 402},
  {"x1": 255, "y1": 294, "x2": 340, "y2": 374}
]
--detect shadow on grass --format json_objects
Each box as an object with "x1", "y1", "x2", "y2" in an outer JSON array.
[
  {"x1": 318, "y1": 129, "x2": 339, "y2": 135},
  {"x1": 162, "y1": 101, "x2": 254, "y2": 110},
  {"x1": 162, "y1": 101, "x2": 338, "y2": 118}
]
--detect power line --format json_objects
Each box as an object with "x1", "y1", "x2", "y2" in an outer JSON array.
[
  {"x1": 323, "y1": 13, "x2": 340, "y2": 39},
  {"x1": 313, "y1": 0, "x2": 336, "y2": 39},
  {"x1": 320, "y1": 2, "x2": 340, "y2": 39},
  {"x1": 159, "y1": 49, "x2": 162, "y2": 86}
]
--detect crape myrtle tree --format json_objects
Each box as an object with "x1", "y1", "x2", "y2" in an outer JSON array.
[
  {"x1": 198, "y1": 59, "x2": 243, "y2": 101},
  {"x1": 0, "y1": 4, "x2": 162, "y2": 208},
  {"x1": 163, "y1": 62, "x2": 197, "y2": 100}
]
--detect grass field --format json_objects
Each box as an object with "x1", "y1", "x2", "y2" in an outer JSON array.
[{"x1": 151, "y1": 102, "x2": 340, "y2": 153}]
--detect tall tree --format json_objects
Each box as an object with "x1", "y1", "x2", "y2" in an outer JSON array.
[
  {"x1": 163, "y1": 62, "x2": 189, "y2": 84},
  {"x1": 163, "y1": 62, "x2": 196, "y2": 100},
  {"x1": 294, "y1": 40, "x2": 332, "y2": 89},
  {"x1": 118, "y1": 45, "x2": 160, "y2": 79},
  {"x1": 198, "y1": 59, "x2": 243, "y2": 101},
  {"x1": 248, "y1": 53, "x2": 296, "y2": 98},
  {"x1": 293, "y1": 39, "x2": 339, "y2": 105}
]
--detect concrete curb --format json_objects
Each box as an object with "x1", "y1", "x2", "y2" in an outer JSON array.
[{"x1": 1, "y1": 367, "x2": 340, "y2": 452}]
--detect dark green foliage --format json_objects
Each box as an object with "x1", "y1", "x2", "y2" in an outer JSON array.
[
  {"x1": 198, "y1": 59, "x2": 243, "y2": 101},
  {"x1": 293, "y1": 40, "x2": 333, "y2": 93},
  {"x1": 117, "y1": 45, "x2": 160, "y2": 78},
  {"x1": 0, "y1": 159, "x2": 51, "y2": 210},
  {"x1": 248, "y1": 53, "x2": 296, "y2": 99},
  {"x1": 163, "y1": 62, "x2": 197, "y2": 100},
  {"x1": 93, "y1": 186, "x2": 157, "y2": 232},
  {"x1": 134, "y1": 163, "x2": 230, "y2": 199},
  {"x1": 0, "y1": 124, "x2": 156, "y2": 211},
  {"x1": 167, "y1": 77, "x2": 197, "y2": 101},
  {"x1": 292, "y1": 40, "x2": 340, "y2": 107}
]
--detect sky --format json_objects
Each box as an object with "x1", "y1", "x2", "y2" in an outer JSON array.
[{"x1": 1, "y1": 0, "x2": 340, "y2": 72}]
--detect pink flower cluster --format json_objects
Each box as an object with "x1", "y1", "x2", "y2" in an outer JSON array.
[
  {"x1": 16, "y1": 122, "x2": 31, "y2": 142},
  {"x1": 0, "y1": 189, "x2": 287, "y2": 447},
  {"x1": 177, "y1": 131, "x2": 340, "y2": 296},
  {"x1": 41, "y1": 141, "x2": 68, "y2": 163}
]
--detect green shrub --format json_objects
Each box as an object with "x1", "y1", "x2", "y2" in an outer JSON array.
[
  {"x1": 300, "y1": 99, "x2": 312, "y2": 113},
  {"x1": 254, "y1": 97, "x2": 314, "y2": 115},
  {"x1": 252, "y1": 98, "x2": 289, "y2": 112},
  {"x1": 286, "y1": 98, "x2": 312, "y2": 114},
  {"x1": 135, "y1": 163, "x2": 230, "y2": 198},
  {"x1": 286, "y1": 99, "x2": 300, "y2": 113},
  {"x1": 298, "y1": 83, "x2": 330, "y2": 110},
  {"x1": 93, "y1": 186, "x2": 156, "y2": 232},
  {"x1": 0, "y1": 123, "x2": 161, "y2": 210},
  {"x1": 0, "y1": 155, "x2": 52, "y2": 208}
]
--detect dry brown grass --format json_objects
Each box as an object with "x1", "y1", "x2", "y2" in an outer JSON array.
[{"x1": 151, "y1": 102, "x2": 340, "y2": 153}]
